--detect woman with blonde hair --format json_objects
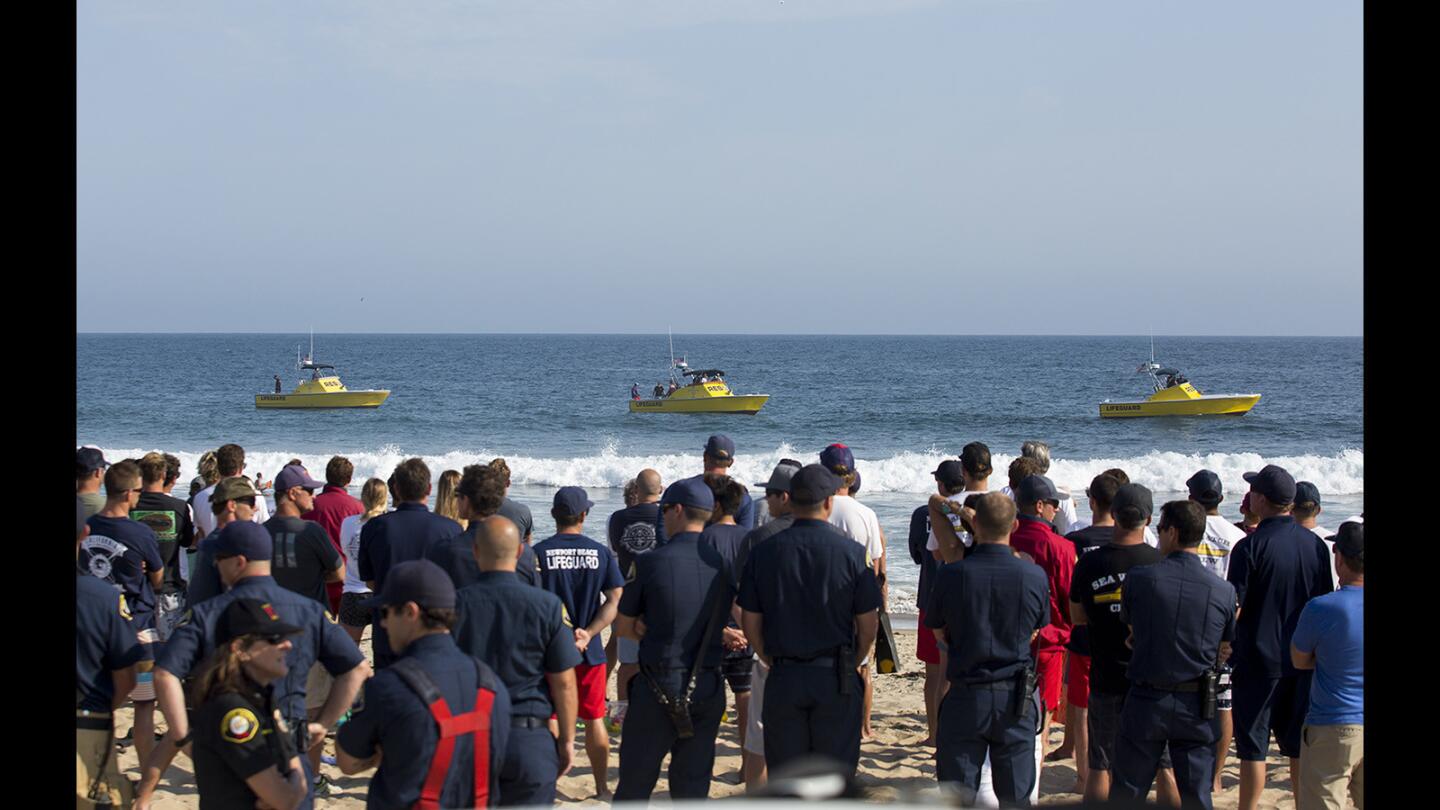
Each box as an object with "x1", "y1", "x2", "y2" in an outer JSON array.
[
  {"x1": 336, "y1": 478, "x2": 388, "y2": 644},
  {"x1": 434, "y1": 469, "x2": 466, "y2": 530}
]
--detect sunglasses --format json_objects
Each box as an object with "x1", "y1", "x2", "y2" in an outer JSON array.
[{"x1": 256, "y1": 633, "x2": 290, "y2": 646}]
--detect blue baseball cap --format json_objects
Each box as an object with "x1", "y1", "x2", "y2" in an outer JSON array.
[
  {"x1": 819, "y1": 443, "x2": 855, "y2": 472},
  {"x1": 1015, "y1": 474, "x2": 1060, "y2": 506},
  {"x1": 1294, "y1": 481, "x2": 1321, "y2": 506},
  {"x1": 553, "y1": 486, "x2": 595, "y2": 516},
  {"x1": 788, "y1": 464, "x2": 843, "y2": 506},
  {"x1": 360, "y1": 559, "x2": 457, "y2": 610},
  {"x1": 77, "y1": 446, "x2": 110, "y2": 474},
  {"x1": 209, "y1": 521, "x2": 274, "y2": 561},
  {"x1": 1185, "y1": 470, "x2": 1224, "y2": 506},
  {"x1": 660, "y1": 477, "x2": 715, "y2": 511},
  {"x1": 275, "y1": 463, "x2": 324, "y2": 492},
  {"x1": 1243, "y1": 464, "x2": 1296, "y2": 506},
  {"x1": 703, "y1": 435, "x2": 735, "y2": 461}
]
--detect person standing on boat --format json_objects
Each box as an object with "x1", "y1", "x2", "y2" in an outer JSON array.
[
  {"x1": 631, "y1": 383, "x2": 641, "y2": 401},
  {"x1": 653, "y1": 383, "x2": 664, "y2": 399},
  {"x1": 274, "y1": 375, "x2": 282, "y2": 393}
]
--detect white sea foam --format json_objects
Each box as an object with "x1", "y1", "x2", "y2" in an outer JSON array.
[{"x1": 94, "y1": 444, "x2": 1364, "y2": 496}]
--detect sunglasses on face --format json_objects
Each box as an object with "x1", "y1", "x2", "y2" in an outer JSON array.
[{"x1": 256, "y1": 634, "x2": 289, "y2": 646}]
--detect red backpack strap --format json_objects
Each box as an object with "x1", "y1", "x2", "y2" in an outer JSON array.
[
  {"x1": 390, "y1": 658, "x2": 499, "y2": 810},
  {"x1": 469, "y1": 658, "x2": 496, "y2": 809}
]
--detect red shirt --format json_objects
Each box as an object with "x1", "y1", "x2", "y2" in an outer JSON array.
[
  {"x1": 1011, "y1": 515, "x2": 1075, "y2": 652},
  {"x1": 302, "y1": 485, "x2": 364, "y2": 558}
]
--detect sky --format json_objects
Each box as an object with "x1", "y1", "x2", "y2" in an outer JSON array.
[{"x1": 76, "y1": 1, "x2": 1363, "y2": 335}]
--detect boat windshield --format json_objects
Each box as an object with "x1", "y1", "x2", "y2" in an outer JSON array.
[{"x1": 1138, "y1": 362, "x2": 1187, "y2": 392}]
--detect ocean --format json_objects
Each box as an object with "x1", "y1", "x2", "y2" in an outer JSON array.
[{"x1": 77, "y1": 333, "x2": 1363, "y2": 613}]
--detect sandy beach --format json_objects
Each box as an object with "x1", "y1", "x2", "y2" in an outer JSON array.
[{"x1": 118, "y1": 627, "x2": 1324, "y2": 808}]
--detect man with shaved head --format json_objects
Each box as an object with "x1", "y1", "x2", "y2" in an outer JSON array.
[
  {"x1": 606, "y1": 468, "x2": 663, "y2": 731},
  {"x1": 452, "y1": 514, "x2": 582, "y2": 805}
]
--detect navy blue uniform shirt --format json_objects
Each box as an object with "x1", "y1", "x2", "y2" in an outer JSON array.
[
  {"x1": 157, "y1": 575, "x2": 365, "y2": 724},
  {"x1": 337, "y1": 633, "x2": 512, "y2": 810},
  {"x1": 358, "y1": 504, "x2": 462, "y2": 665},
  {"x1": 924, "y1": 543, "x2": 1050, "y2": 683},
  {"x1": 76, "y1": 573, "x2": 144, "y2": 712},
  {"x1": 1225, "y1": 516, "x2": 1333, "y2": 676},
  {"x1": 618, "y1": 531, "x2": 735, "y2": 669},
  {"x1": 81, "y1": 514, "x2": 165, "y2": 631},
  {"x1": 534, "y1": 532, "x2": 625, "y2": 666},
  {"x1": 607, "y1": 503, "x2": 660, "y2": 578},
  {"x1": 736, "y1": 518, "x2": 883, "y2": 660},
  {"x1": 187, "y1": 534, "x2": 225, "y2": 606},
  {"x1": 1123, "y1": 551, "x2": 1236, "y2": 684},
  {"x1": 656, "y1": 477, "x2": 756, "y2": 543},
  {"x1": 424, "y1": 527, "x2": 542, "y2": 590},
  {"x1": 907, "y1": 504, "x2": 939, "y2": 610},
  {"x1": 452, "y1": 571, "x2": 583, "y2": 719}
]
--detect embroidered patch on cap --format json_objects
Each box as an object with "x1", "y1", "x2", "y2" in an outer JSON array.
[
  {"x1": 261, "y1": 603, "x2": 279, "y2": 621},
  {"x1": 222, "y1": 707, "x2": 260, "y2": 744}
]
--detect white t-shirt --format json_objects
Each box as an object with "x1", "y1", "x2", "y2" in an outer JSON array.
[
  {"x1": 193, "y1": 478, "x2": 271, "y2": 540},
  {"x1": 339, "y1": 513, "x2": 374, "y2": 594},
  {"x1": 827, "y1": 495, "x2": 885, "y2": 566},
  {"x1": 925, "y1": 490, "x2": 988, "y2": 553},
  {"x1": 1198, "y1": 515, "x2": 1247, "y2": 580}
]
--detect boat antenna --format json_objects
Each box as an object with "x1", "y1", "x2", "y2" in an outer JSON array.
[
  {"x1": 309, "y1": 326, "x2": 315, "y2": 363},
  {"x1": 668, "y1": 326, "x2": 675, "y2": 368},
  {"x1": 1150, "y1": 330, "x2": 1154, "y2": 365}
]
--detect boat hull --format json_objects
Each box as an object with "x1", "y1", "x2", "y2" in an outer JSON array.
[
  {"x1": 1099, "y1": 394, "x2": 1260, "y2": 418},
  {"x1": 630, "y1": 395, "x2": 769, "y2": 415},
  {"x1": 256, "y1": 390, "x2": 391, "y2": 409}
]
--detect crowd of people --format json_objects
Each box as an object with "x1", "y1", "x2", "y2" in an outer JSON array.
[{"x1": 75, "y1": 436, "x2": 1363, "y2": 809}]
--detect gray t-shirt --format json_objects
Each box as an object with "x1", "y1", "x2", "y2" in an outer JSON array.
[
  {"x1": 79, "y1": 491, "x2": 106, "y2": 520},
  {"x1": 498, "y1": 497, "x2": 534, "y2": 542}
]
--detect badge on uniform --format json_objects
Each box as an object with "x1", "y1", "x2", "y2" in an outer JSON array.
[
  {"x1": 117, "y1": 594, "x2": 132, "y2": 621},
  {"x1": 325, "y1": 610, "x2": 339, "y2": 624},
  {"x1": 222, "y1": 707, "x2": 260, "y2": 744},
  {"x1": 561, "y1": 604, "x2": 573, "y2": 628}
]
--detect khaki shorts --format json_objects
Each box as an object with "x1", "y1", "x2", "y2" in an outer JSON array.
[
  {"x1": 305, "y1": 663, "x2": 334, "y2": 712},
  {"x1": 1300, "y1": 723, "x2": 1363, "y2": 810},
  {"x1": 77, "y1": 720, "x2": 133, "y2": 809}
]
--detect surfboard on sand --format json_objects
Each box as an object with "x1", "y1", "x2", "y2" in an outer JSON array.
[{"x1": 874, "y1": 610, "x2": 901, "y2": 674}]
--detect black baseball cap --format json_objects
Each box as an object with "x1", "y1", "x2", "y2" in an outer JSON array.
[
  {"x1": 960, "y1": 442, "x2": 992, "y2": 476},
  {"x1": 215, "y1": 598, "x2": 304, "y2": 646},
  {"x1": 1112, "y1": 484, "x2": 1154, "y2": 521},
  {"x1": 1294, "y1": 481, "x2": 1321, "y2": 506},
  {"x1": 1243, "y1": 464, "x2": 1297, "y2": 506},
  {"x1": 209, "y1": 521, "x2": 274, "y2": 561},
  {"x1": 1185, "y1": 470, "x2": 1224, "y2": 507},
  {"x1": 1332, "y1": 521, "x2": 1362, "y2": 561},
  {"x1": 77, "y1": 446, "x2": 110, "y2": 474},
  {"x1": 360, "y1": 559, "x2": 457, "y2": 611},
  {"x1": 703, "y1": 435, "x2": 735, "y2": 461},
  {"x1": 553, "y1": 486, "x2": 595, "y2": 516},
  {"x1": 1015, "y1": 475, "x2": 1060, "y2": 506},
  {"x1": 933, "y1": 460, "x2": 965, "y2": 489},
  {"x1": 789, "y1": 464, "x2": 843, "y2": 506}
]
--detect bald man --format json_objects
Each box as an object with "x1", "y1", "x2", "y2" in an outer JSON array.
[
  {"x1": 606, "y1": 468, "x2": 664, "y2": 729},
  {"x1": 453, "y1": 516, "x2": 582, "y2": 804}
]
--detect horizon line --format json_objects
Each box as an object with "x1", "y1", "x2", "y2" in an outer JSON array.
[{"x1": 75, "y1": 330, "x2": 1363, "y2": 338}]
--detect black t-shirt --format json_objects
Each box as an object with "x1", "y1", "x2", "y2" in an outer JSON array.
[
  {"x1": 1070, "y1": 542, "x2": 1163, "y2": 695},
  {"x1": 264, "y1": 515, "x2": 342, "y2": 607},
  {"x1": 192, "y1": 686, "x2": 297, "y2": 810},
  {"x1": 133, "y1": 491, "x2": 195, "y2": 594},
  {"x1": 81, "y1": 515, "x2": 165, "y2": 631},
  {"x1": 1065, "y1": 524, "x2": 1114, "y2": 559},
  {"x1": 607, "y1": 503, "x2": 660, "y2": 577}
]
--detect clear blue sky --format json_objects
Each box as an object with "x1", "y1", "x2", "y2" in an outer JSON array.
[{"x1": 77, "y1": 1, "x2": 1362, "y2": 335}]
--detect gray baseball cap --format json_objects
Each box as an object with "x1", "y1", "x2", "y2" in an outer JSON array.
[{"x1": 764, "y1": 460, "x2": 804, "y2": 493}]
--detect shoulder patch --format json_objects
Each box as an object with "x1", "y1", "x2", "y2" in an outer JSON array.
[
  {"x1": 176, "y1": 607, "x2": 191, "y2": 627},
  {"x1": 221, "y1": 707, "x2": 260, "y2": 744},
  {"x1": 325, "y1": 609, "x2": 339, "y2": 624},
  {"x1": 560, "y1": 604, "x2": 573, "y2": 628},
  {"x1": 117, "y1": 594, "x2": 132, "y2": 621}
]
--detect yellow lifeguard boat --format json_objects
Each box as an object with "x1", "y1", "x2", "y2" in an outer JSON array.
[
  {"x1": 255, "y1": 341, "x2": 390, "y2": 409},
  {"x1": 1100, "y1": 360, "x2": 1259, "y2": 418},
  {"x1": 630, "y1": 362, "x2": 769, "y2": 415}
]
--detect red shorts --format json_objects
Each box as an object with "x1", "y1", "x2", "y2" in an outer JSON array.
[
  {"x1": 575, "y1": 662, "x2": 608, "y2": 720},
  {"x1": 1036, "y1": 648, "x2": 1065, "y2": 714},
  {"x1": 916, "y1": 608, "x2": 940, "y2": 665},
  {"x1": 1066, "y1": 653, "x2": 1090, "y2": 710}
]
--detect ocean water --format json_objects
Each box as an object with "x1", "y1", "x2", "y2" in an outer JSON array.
[{"x1": 77, "y1": 334, "x2": 1363, "y2": 612}]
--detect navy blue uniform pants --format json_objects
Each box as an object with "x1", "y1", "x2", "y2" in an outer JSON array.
[
  {"x1": 499, "y1": 725, "x2": 559, "y2": 806},
  {"x1": 1112, "y1": 688, "x2": 1218, "y2": 810},
  {"x1": 935, "y1": 682, "x2": 1040, "y2": 806},
  {"x1": 614, "y1": 668, "x2": 724, "y2": 801},
  {"x1": 763, "y1": 661, "x2": 864, "y2": 777}
]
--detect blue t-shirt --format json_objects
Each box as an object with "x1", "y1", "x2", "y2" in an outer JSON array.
[
  {"x1": 81, "y1": 514, "x2": 165, "y2": 631},
  {"x1": 1291, "y1": 585, "x2": 1364, "y2": 726},
  {"x1": 533, "y1": 533, "x2": 624, "y2": 666}
]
